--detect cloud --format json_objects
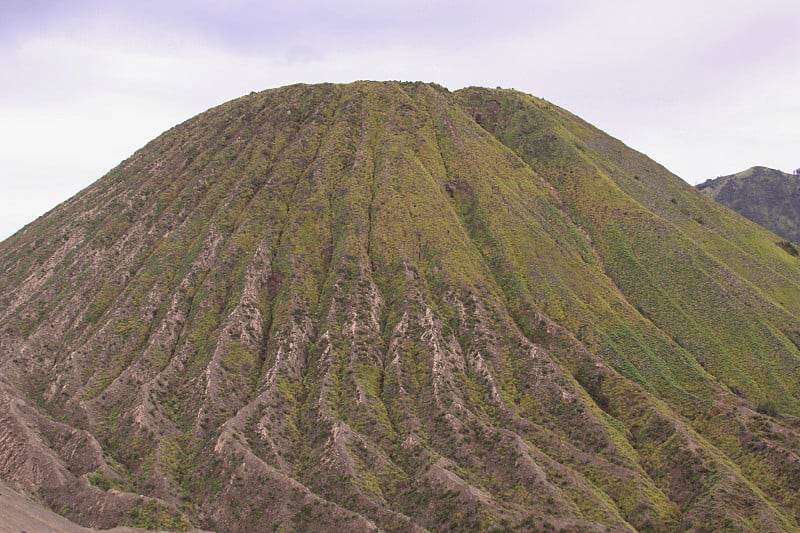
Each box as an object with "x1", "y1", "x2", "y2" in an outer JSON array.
[{"x1": 0, "y1": 0, "x2": 798, "y2": 238}]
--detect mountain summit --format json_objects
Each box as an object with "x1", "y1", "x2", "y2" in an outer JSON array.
[{"x1": 2, "y1": 82, "x2": 800, "y2": 532}]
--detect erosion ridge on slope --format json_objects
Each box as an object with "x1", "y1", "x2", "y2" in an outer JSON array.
[{"x1": 1, "y1": 81, "x2": 799, "y2": 532}]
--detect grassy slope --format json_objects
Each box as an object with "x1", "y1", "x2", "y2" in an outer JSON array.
[{"x1": 457, "y1": 86, "x2": 800, "y2": 527}]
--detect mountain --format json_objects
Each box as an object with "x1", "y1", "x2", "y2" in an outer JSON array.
[
  {"x1": 2, "y1": 81, "x2": 800, "y2": 532},
  {"x1": 697, "y1": 166, "x2": 800, "y2": 245}
]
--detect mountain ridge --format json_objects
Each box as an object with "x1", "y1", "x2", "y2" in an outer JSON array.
[{"x1": 1, "y1": 81, "x2": 800, "y2": 531}]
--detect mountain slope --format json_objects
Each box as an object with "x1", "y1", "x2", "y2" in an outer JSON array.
[
  {"x1": 1, "y1": 82, "x2": 800, "y2": 532},
  {"x1": 697, "y1": 166, "x2": 800, "y2": 245}
]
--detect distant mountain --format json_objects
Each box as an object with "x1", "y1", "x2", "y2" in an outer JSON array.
[
  {"x1": 698, "y1": 166, "x2": 800, "y2": 244},
  {"x1": 2, "y1": 82, "x2": 800, "y2": 532}
]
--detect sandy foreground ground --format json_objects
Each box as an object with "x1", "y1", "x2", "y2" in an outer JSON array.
[{"x1": 0, "y1": 480, "x2": 210, "y2": 533}]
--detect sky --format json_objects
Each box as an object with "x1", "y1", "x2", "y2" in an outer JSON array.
[{"x1": 1, "y1": 0, "x2": 798, "y2": 240}]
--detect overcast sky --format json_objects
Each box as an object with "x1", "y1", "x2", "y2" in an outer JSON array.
[{"x1": 1, "y1": 0, "x2": 798, "y2": 240}]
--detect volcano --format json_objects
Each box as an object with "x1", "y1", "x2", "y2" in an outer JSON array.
[{"x1": 2, "y1": 82, "x2": 800, "y2": 532}]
